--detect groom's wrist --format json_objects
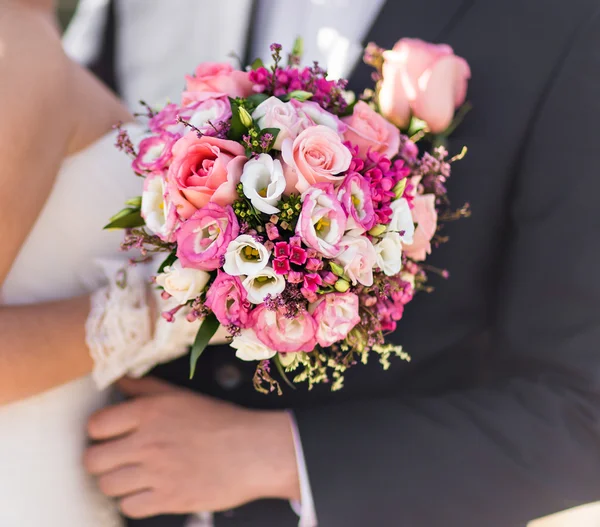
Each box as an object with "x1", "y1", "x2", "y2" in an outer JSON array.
[{"x1": 245, "y1": 409, "x2": 301, "y2": 502}]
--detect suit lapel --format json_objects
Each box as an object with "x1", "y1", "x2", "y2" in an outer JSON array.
[{"x1": 348, "y1": 0, "x2": 476, "y2": 91}]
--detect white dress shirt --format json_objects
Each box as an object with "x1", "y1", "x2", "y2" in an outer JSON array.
[{"x1": 63, "y1": 1, "x2": 385, "y2": 525}]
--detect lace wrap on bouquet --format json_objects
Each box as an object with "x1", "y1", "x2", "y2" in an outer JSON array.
[{"x1": 86, "y1": 260, "x2": 200, "y2": 389}]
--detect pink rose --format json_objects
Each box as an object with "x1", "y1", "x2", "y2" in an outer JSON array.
[
  {"x1": 378, "y1": 38, "x2": 470, "y2": 134},
  {"x1": 403, "y1": 194, "x2": 438, "y2": 261},
  {"x1": 132, "y1": 133, "x2": 177, "y2": 174},
  {"x1": 167, "y1": 133, "x2": 246, "y2": 219},
  {"x1": 291, "y1": 99, "x2": 347, "y2": 135},
  {"x1": 335, "y1": 234, "x2": 378, "y2": 287},
  {"x1": 252, "y1": 97, "x2": 310, "y2": 150},
  {"x1": 176, "y1": 203, "x2": 239, "y2": 271},
  {"x1": 337, "y1": 172, "x2": 376, "y2": 233},
  {"x1": 205, "y1": 271, "x2": 250, "y2": 328},
  {"x1": 251, "y1": 305, "x2": 317, "y2": 353},
  {"x1": 342, "y1": 101, "x2": 400, "y2": 160},
  {"x1": 309, "y1": 292, "x2": 361, "y2": 347},
  {"x1": 282, "y1": 125, "x2": 352, "y2": 194},
  {"x1": 185, "y1": 62, "x2": 253, "y2": 98},
  {"x1": 296, "y1": 184, "x2": 347, "y2": 258}
]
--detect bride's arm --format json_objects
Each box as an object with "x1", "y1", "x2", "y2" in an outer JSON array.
[
  {"x1": 0, "y1": 296, "x2": 94, "y2": 405},
  {"x1": 0, "y1": 6, "x2": 96, "y2": 404}
]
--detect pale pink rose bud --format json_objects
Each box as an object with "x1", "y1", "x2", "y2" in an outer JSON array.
[
  {"x1": 309, "y1": 292, "x2": 361, "y2": 347},
  {"x1": 379, "y1": 38, "x2": 471, "y2": 134}
]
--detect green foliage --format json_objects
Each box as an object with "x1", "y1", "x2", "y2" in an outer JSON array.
[
  {"x1": 104, "y1": 207, "x2": 144, "y2": 230},
  {"x1": 189, "y1": 313, "x2": 220, "y2": 379}
]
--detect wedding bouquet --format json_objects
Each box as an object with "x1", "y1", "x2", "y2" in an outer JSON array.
[{"x1": 108, "y1": 39, "x2": 470, "y2": 394}]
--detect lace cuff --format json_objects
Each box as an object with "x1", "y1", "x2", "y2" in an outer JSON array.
[{"x1": 86, "y1": 260, "x2": 200, "y2": 389}]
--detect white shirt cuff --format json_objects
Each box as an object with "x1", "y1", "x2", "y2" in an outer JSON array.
[{"x1": 287, "y1": 410, "x2": 318, "y2": 527}]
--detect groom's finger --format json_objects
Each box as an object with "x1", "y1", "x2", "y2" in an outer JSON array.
[
  {"x1": 97, "y1": 464, "x2": 151, "y2": 498},
  {"x1": 84, "y1": 436, "x2": 143, "y2": 475},
  {"x1": 120, "y1": 489, "x2": 161, "y2": 519},
  {"x1": 117, "y1": 376, "x2": 180, "y2": 397},
  {"x1": 88, "y1": 399, "x2": 141, "y2": 440}
]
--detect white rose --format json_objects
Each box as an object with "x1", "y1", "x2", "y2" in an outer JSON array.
[
  {"x1": 223, "y1": 235, "x2": 271, "y2": 277},
  {"x1": 242, "y1": 266, "x2": 286, "y2": 304},
  {"x1": 155, "y1": 261, "x2": 210, "y2": 305},
  {"x1": 141, "y1": 175, "x2": 175, "y2": 239},
  {"x1": 231, "y1": 329, "x2": 277, "y2": 361},
  {"x1": 374, "y1": 232, "x2": 403, "y2": 276},
  {"x1": 240, "y1": 154, "x2": 286, "y2": 214},
  {"x1": 388, "y1": 198, "x2": 415, "y2": 244},
  {"x1": 335, "y1": 234, "x2": 377, "y2": 287},
  {"x1": 252, "y1": 97, "x2": 308, "y2": 150}
]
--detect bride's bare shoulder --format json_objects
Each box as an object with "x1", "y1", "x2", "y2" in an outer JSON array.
[
  {"x1": 0, "y1": 4, "x2": 73, "y2": 283},
  {"x1": 0, "y1": 5, "x2": 72, "y2": 139}
]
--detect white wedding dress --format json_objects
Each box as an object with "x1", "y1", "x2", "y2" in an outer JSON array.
[{"x1": 0, "y1": 123, "x2": 146, "y2": 527}]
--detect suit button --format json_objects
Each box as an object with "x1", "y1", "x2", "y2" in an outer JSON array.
[{"x1": 214, "y1": 363, "x2": 243, "y2": 390}]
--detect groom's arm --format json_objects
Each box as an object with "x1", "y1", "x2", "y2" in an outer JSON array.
[{"x1": 294, "y1": 8, "x2": 600, "y2": 527}]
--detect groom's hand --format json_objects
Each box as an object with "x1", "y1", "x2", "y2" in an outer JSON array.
[{"x1": 84, "y1": 377, "x2": 300, "y2": 518}]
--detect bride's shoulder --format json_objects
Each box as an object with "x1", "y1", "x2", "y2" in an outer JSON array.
[
  {"x1": 0, "y1": 4, "x2": 74, "y2": 282},
  {"x1": 0, "y1": 5, "x2": 72, "y2": 133}
]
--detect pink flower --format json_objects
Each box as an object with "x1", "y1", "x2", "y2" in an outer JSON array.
[
  {"x1": 337, "y1": 172, "x2": 376, "y2": 233},
  {"x1": 178, "y1": 95, "x2": 232, "y2": 136},
  {"x1": 309, "y1": 292, "x2": 360, "y2": 347},
  {"x1": 167, "y1": 133, "x2": 246, "y2": 219},
  {"x1": 176, "y1": 203, "x2": 239, "y2": 271},
  {"x1": 149, "y1": 104, "x2": 184, "y2": 136},
  {"x1": 252, "y1": 97, "x2": 310, "y2": 150},
  {"x1": 291, "y1": 99, "x2": 347, "y2": 135},
  {"x1": 185, "y1": 62, "x2": 253, "y2": 98},
  {"x1": 342, "y1": 101, "x2": 400, "y2": 160},
  {"x1": 282, "y1": 125, "x2": 352, "y2": 194},
  {"x1": 296, "y1": 184, "x2": 347, "y2": 258},
  {"x1": 251, "y1": 305, "x2": 317, "y2": 353},
  {"x1": 403, "y1": 194, "x2": 438, "y2": 261},
  {"x1": 335, "y1": 234, "x2": 378, "y2": 287},
  {"x1": 204, "y1": 271, "x2": 250, "y2": 328},
  {"x1": 132, "y1": 134, "x2": 177, "y2": 174},
  {"x1": 379, "y1": 38, "x2": 470, "y2": 134}
]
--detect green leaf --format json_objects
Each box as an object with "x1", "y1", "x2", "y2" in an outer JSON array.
[
  {"x1": 104, "y1": 208, "x2": 145, "y2": 230},
  {"x1": 281, "y1": 90, "x2": 313, "y2": 102},
  {"x1": 250, "y1": 57, "x2": 264, "y2": 70},
  {"x1": 189, "y1": 313, "x2": 220, "y2": 379},
  {"x1": 245, "y1": 93, "x2": 270, "y2": 110},
  {"x1": 157, "y1": 251, "x2": 177, "y2": 274},
  {"x1": 227, "y1": 99, "x2": 249, "y2": 141},
  {"x1": 125, "y1": 196, "x2": 142, "y2": 208},
  {"x1": 274, "y1": 354, "x2": 296, "y2": 391}
]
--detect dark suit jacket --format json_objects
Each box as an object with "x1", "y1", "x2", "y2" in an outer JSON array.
[{"x1": 90, "y1": 0, "x2": 600, "y2": 525}]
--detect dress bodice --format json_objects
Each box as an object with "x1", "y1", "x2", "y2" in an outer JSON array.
[{"x1": 0, "y1": 123, "x2": 146, "y2": 527}]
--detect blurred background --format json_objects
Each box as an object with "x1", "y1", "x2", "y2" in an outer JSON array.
[{"x1": 57, "y1": 0, "x2": 78, "y2": 30}]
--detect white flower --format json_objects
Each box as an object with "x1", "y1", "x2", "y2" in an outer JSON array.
[
  {"x1": 242, "y1": 267, "x2": 286, "y2": 304},
  {"x1": 374, "y1": 232, "x2": 403, "y2": 276},
  {"x1": 252, "y1": 96, "x2": 308, "y2": 149},
  {"x1": 231, "y1": 329, "x2": 277, "y2": 361},
  {"x1": 223, "y1": 235, "x2": 271, "y2": 277},
  {"x1": 240, "y1": 154, "x2": 286, "y2": 214},
  {"x1": 155, "y1": 261, "x2": 210, "y2": 305},
  {"x1": 141, "y1": 175, "x2": 176, "y2": 240},
  {"x1": 388, "y1": 198, "x2": 415, "y2": 244}
]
